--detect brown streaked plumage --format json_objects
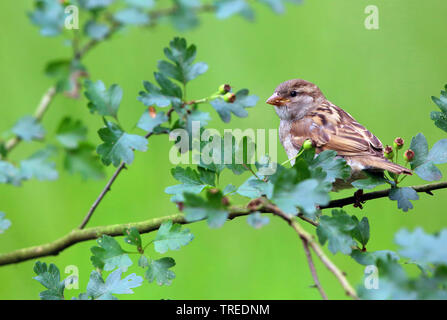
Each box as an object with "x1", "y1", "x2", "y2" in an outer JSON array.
[{"x1": 267, "y1": 79, "x2": 411, "y2": 190}]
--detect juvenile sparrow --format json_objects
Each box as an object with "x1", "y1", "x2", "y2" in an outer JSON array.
[{"x1": 266, "y1": 79, "x2": 411, "y2": 190}]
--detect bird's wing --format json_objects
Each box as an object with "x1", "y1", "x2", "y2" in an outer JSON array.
[{"x1": 290, "y1": 102, "x2": 383, "y2": 157}]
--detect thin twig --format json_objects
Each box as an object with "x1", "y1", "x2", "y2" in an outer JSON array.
[
  {"x1": 2, "y1": 86, "x2": 57, "y2": 157},
  {"x1": 301, "y1": 237, "x2": 328, "y2": 300},
  {"x1": 263, "y1": 203, "x2": 359, "y2": 300},
  {"x1": 78, "y1": 132, "x2": 159, "y2": 230}
]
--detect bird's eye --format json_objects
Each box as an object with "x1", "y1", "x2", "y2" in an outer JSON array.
[{"x1": 290, "y1": 90, "x2": 297, "y2": 97}]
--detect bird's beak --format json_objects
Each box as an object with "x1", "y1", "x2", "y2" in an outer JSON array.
[{"x1": 266, "y1": 93, "x2": 289, "y2": 106}]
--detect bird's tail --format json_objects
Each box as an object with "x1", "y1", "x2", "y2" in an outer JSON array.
[{"x1": 356, "y1": 156, "x2": 412, "y2": 175}]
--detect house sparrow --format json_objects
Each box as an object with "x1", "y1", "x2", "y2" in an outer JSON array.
[{"x1": 266, "y1": 79, "x2": 411, "y2": 190}]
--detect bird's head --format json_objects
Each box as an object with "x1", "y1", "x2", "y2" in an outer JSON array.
[{"x1": 266, "y1": 79, "x2": 325, "y2": 120}]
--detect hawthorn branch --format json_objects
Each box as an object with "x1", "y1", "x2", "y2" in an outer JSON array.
[
  {"x1": 3, "y1": 181, "x2": 447, "y2": 267},
  {"x1": 322, "y1": 181, "x2": 447, "y2": 209}
]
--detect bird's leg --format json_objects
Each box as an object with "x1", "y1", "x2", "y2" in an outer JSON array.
[{"x1": 353, "y1": 189, "x2": 364, "y2": 209}]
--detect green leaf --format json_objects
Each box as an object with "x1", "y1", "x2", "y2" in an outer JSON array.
[
  {"x1": 409, "y1": 133, "x2": 447, "y2": 181},
  {"x1": 215, "y1": 0, "x2": 254, "y2": 20},
  {"x1": 78, "y1": 0, "x2": 115, "y2": 10},
  {"x1": 138, "y1": 79, "x2": 182, "y2": 108},
  {"x1": 64, "y1": 143, "x2": 105, "y2": 180},
  {"x1": 0, "y1": 212, "x2": 11, "y2": 234},
  {"x1": 272, "y1": 176, "x2": 330, "y2": 218},
  {"x1": 86, "y1": 269, "x2": 143, "y2": 300},
  {"x1": 351, "y1": 249, "x2": 399, "y2": 266},
  {"x1": 0, "y1": 161, "x2": 21, "y2": 186},
  {"x1": 12, "y1": 116, "x2": 45, "y2": 141},
  {"x1": 210, "y1": 89, "x2": 258, "y2": 123},
  {"x1": 389, "y1": 187, "x2": 419, "y2": 212},
  {"x1": 33, "y1": 261, "x2": 65, "y2": 300},
  {"x1": 153, "y1": 220, "x2": 194, "y2": 254},
  {"x1": 114, "y1": 8, "x2": 150, "y2": 25},
  {"x1": 183, "y1": 191, "x2": 229, "y2": 228},
  {"x1": 97, "y1": 121, "x2": 148, "y2": 167},
  {"x1": 223, "y1": 184, "x2": 237, "y2": 195},
  {"x1": 56, "y1": 117, "x2": 87, "y2": 149},
  {"x1": 123, "y1": 227, "x2": 142, "y2": 251},
  {"x1": 29, "y1": 0, "x2": 65, "y2": 37},
  {"x1": 137, "y1": 111, "x2": 168, "y2": 133},
  {"x1": 247, "y1": 212, "x2": 270, "y2": 229},
  {"x1": 237, "y1": 176, "x2": 273, "y2": 199},
  {"x1": 431, "y1": 86, "x2": 447, "y2": 132},
  {"x1": 395, "y1": 228, "x2": 447, "y2": 265},
  {"x1": 170, "y1": 5, "x2": 199, "y2": 31},
  {"x1": 90, "y1": 235, "x2": 133, "y2": 271},
  {"x1": 84, "y1": 80, "x2": 123, "y2": 119},
  {"x1": 308, "y1": 150, "x2": 351, "y2": 184},
  {"x1": 145, "y1": 257, "x2": 176, "y2": 286},
  {"x1": 159, "y1": 37, "x2": 208, "y2": 83},
  {"x1": 165, "y1": 166, "x2": 215, "y2": 201},
  {"x1": 84, "y1": 20, "x2": 110, "y2": 40},
  {"x1": 20, "y1": 147, "x2": 58, "y2": 181},
  {"x1": 125, "y1": 0, "x2": 154, "y2": 8},
  {"x1": 138, "y1": 255, "x2": 149, "y2": 268},
  {"x1": 351, "y1": 216, "x2": 370, "y2": 247},
  {"x1": 352, "y1": 171, "x2": 389, "y2": 189},
  {"x1": 316, "y1": 210, "x2": 357, "y2": 255}
]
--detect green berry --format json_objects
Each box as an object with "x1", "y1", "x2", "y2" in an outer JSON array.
[
  {"x1": 302, "y1": 139, "x2": 313, "y2": 150},
  {"x1": 223, "y1": 92, "x2": 236, "y2": 103}
]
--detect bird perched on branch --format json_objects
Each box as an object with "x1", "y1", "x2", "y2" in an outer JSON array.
[{"x1": 267, "y1": 79, "x2": 411, "y2": 190}]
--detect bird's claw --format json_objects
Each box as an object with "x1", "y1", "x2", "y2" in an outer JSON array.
[{"x1": 353, "y1": 189, "x2": 364, "y2": 209}]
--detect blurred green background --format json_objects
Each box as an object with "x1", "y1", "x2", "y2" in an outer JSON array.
[{"x1": 1, "y1": 0, "x2": 447, "y2": 300}]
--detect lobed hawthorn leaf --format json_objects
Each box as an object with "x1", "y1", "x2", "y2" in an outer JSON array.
[
  {"x1": 316, "y1": 210, "x2": 357, "y2": 255},
  {"x1": 138, "y1": 75, "x2": 182, "y2": 108},
  {"x1": 84, "y1": 20, "x2": 109, "y2": 40},
  {"x1": 86, "y1": 269, "x2": 143, "y2": 300},
  {"x1": 247, "y1": 212, "x2": 270, "y2": 229},
  {"x1": 123, "y1": 227, "x2": 142, "y2": 251},
  {"x1": 352, "y1": 171, "x2": 389, "y2": 190},
  {"x1": 223, "y1": 184, "x2": 237, "y2": 195},
  {"x1": 351, "y1": 216, "x2": 370, "y2": 247},
  {"x1": 12, "y1": 116, "x2": 45, "y2": 141},
  {"x1": 210, "y1": 89, "x2": 258, "y2": 123},
  {"x1": 0, "y1": 212, "x2": 11, "y2": 234},
  {"x1": 409, "y1": 133, "x2": 447, "y2": 181},
  {"x1": 388, "y1": 187, "x2": 419, "y2": 212},
  {"x1": 114, "y1": 8, "x2": 150, "y2": 25},
  {"x1": 33, "y1": 261, "x2": 65, "y2": 300},
  {"x1": 137, "y1": 110, "x2": 168, "y2": 134},
  {"x1": 145, "y1": 257, "x2": 176, "y2": 286},
  {"x1": 308, "y1": 150, "x2": 351, "y2": 184},
  {"x1": 154, "y1": 220, "x2": 194, "y2": 254},
  {"x1": 90, "y1": 235, "x2": 133, "y2": 272},
  {"x1": 215, "y1": 0, "x2": 254, "y2": 20},
  {"x1": 64, "y1": 143, "x2": 105, "y2": 180},
  {"x1": 395, "y1": 228, "x2": 447, "y2": 265},
  {"x1": 165, "y1": 166, "x2": 216, "y2": 202},
  {"x1": 272, "y1": 173, "x2": 331, "y2": 219},
  {"x1": 84, "y1": 80, "x2": 123, "y2": 119},
  {"x1": 138, "y1": 255, "x2": 149, "y2": 268},
  {"x1": 237, "y1": 176, "x2": 273, "y2": 199},
  {"x1": 29, "y1": 0, "x2": 65, "y2": 37},
  {"x1": 351, "y1": 249, "x2": 399, "y2": 266},
  {"x1": 78, "y1": 0, "x2": 115, "y2": 10},
  {"x1": 431, "y1": 85, "x2": 447, "y2": 133},
  {"x1": 159, "y1": 37, "x2": 208, "y2": 84},
  {"x1": 0, "y1": 161, "x2": 21, "y2": 186},
  {"x1": 183, "y1": 191, "x2": 229, "y2": 228},
  {"x1": 124, "y1": 0, "x2": 154, "y2": 9},
  {"x1": 56, "y1": 117, "x2": 87, "y2": 149},
  {"x1": 20, "y1": 147, "x2": 59, "y2": 182},
  {"x1": 170, "y1": 4, "x2": 200, "y2": 31},
  {"x1": 97, "y1": 121, "x2": 148, "y2": 167}
]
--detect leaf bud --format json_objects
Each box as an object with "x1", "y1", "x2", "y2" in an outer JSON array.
[
  {"x1": 223, "y1": 92, "x2": 236, "y2": 103},
  {"x1": 218, "y1": 84, "x2": 231, "y2": 94}
]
